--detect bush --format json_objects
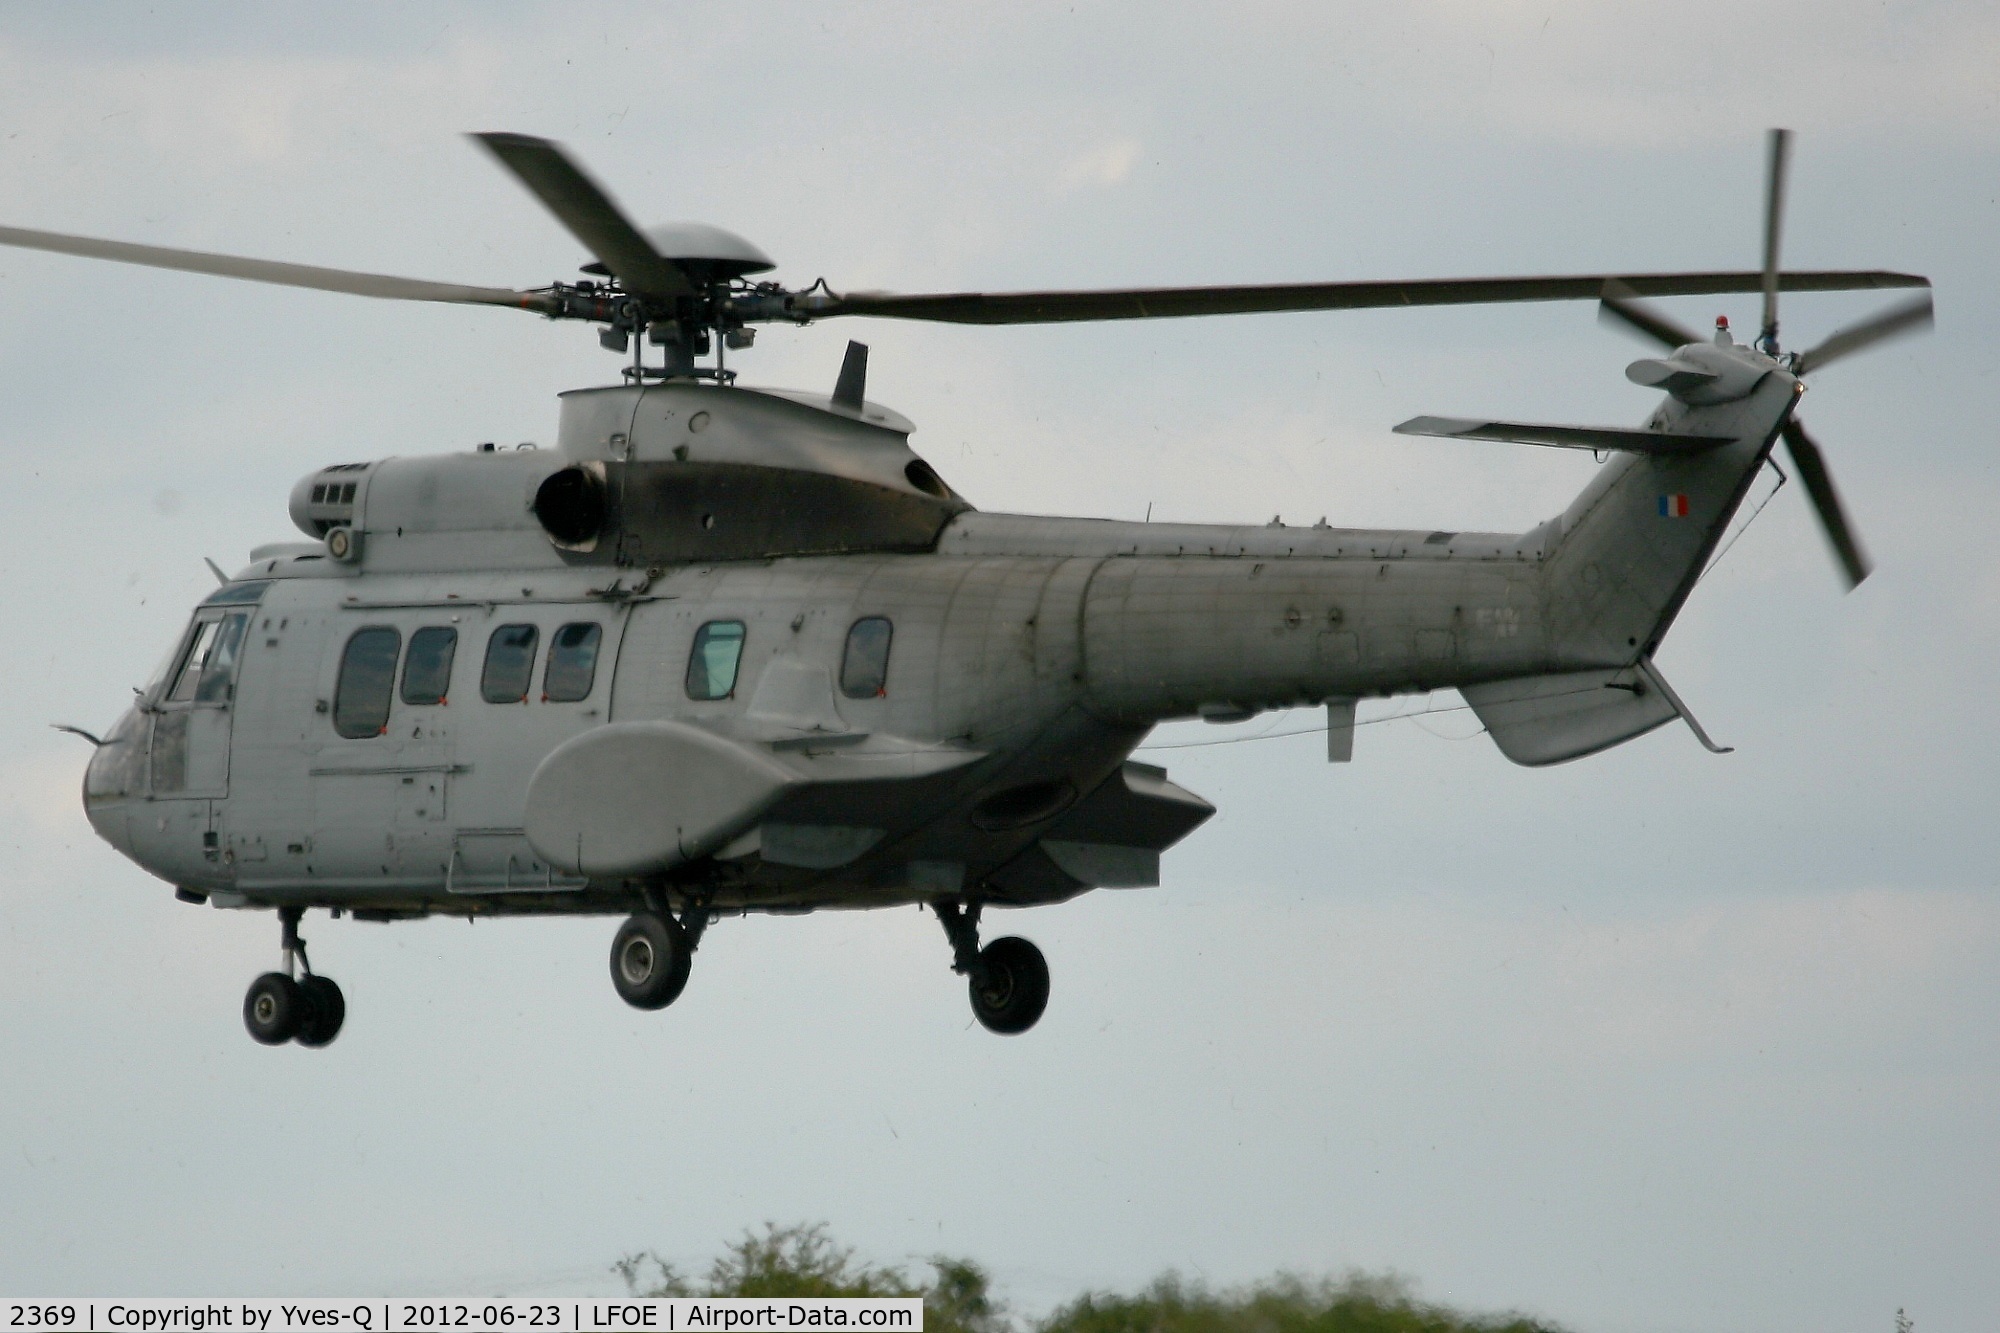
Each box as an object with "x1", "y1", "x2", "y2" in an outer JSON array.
[
  {"x1": 615, "y1": 1225, "x2": 1560, "y2": 1333},
  {"x1": 1040, "y1": 1271, "x2": 1561, "y2": 1333},
  {"x1": 615, "y1": 1222, "x2": 1003, "y2": 1333}
]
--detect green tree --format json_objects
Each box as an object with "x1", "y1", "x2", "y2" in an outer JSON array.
[
  {"x1": 616, "y1": 1226, "x2": 1560, "y2": 1333},
  {"x1": 615, "y1": 1222, "x2": 1005, "y2": 1333},
  {"x1": 927, "y1": 1255, "x2": 1009, "y2": 1333},
  {"x1": 1039, "y1": 1271, "x2": 1561, "y2": 1333}
]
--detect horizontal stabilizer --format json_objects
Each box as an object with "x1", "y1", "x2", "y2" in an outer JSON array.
[
  {"x1": 1461, "y1": 667, "x2": 1678, "y2": 767},
  {"x1": 1393, "y1": 415, "x2": 1734, "y2": 455}
]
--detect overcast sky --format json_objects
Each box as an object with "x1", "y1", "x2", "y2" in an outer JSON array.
[{"x1": 2, "y1": 5, "x2": 1997, "y2": 1332}]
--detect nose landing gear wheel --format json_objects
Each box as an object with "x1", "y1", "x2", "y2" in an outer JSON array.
[
  {"x1": 611, "y1": 912, "x2": 690, "y2": 1010},
  {"x1": 969, "y1": 936, "x2": 1049, "y2": 1035},
  {"x1": 244, "y1": 972, "x2": 304, "y2": 1045},
  {"x1": 295, "y1": 975, "x2": 347, "y2": 1047}
]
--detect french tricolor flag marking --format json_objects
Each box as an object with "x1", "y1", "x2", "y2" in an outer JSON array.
[{"x1": 1659, "y1": 493, "x2": 1690, "y2": 518}]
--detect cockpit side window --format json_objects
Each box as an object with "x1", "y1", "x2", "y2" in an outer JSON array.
[
  {"x1": 333, "y1": 627, "x2": 401, "y2": 738},
  {"x1": 402, "y1": 627, "x2": 458, "y2": 705},
  {"x1": 686, "y1": 620, "x2": 746, "y2": 701},
  {"x1": 545, "y1": 622, "x2": 602, "y2": 703},
  {"x1": 839, "y1": 616, "x2": 893, "y2": 699},
  {"x1": 193, "y1": 613, "x2": 250, "y2": 703},
  {"x1": 165, "y1": 620, "x2": 221, "y2": 704},
  {"x1": 482, "y1": 624, "x2": 539, "y2": 704}
]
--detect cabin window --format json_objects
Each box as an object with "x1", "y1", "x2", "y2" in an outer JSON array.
[
  {"x1": 482, "y1": 624, "x2": 539, "y2": 703},
  {"x1": 686, "y1": 620, "x2": 746, "y2": 700},
  {"x1": 165, "y1": 619, "x2": 221, "y2": 704},
  {"x1": 840, "y1": 616, "x2": 893, "y2": 698},
  {"x1": 545, "y1": 622, "x2": 602, "y2": 702},
  {"x1": 401, "y1": 627, "x2": 458, "y2": 705},
  {"x1": 333, "y1": 627, "x2": 401, "y2": 738}
]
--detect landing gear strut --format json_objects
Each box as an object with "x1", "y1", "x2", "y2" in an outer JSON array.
[
  {"x1": 610, "y1": 889, "x2": 712, "y2": 1011},
  {"x1": 935, "y1": 899, "x2": 1050, "y2": 1035},
  {"x1": 243, "y1": 906, "x2": 345, "y2": 1047}
]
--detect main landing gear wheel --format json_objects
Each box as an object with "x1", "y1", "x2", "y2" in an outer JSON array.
[
  {"x1": 243, "y1": 906, "x2": 347, "y2": 1048},
  {"x1": 244, "y1": 972, "x2": 303, "y2": 1045},
  {"x1": 969, "y1": 937, "x2": 1050, "y2": 1035},
  {"x1": 610, "y1": 911, "x2": 691, "y2": 1010},
  {"x1": 295, "y1": 975, "x2": 346, "y2": 1047},
  {"x1": 934, "y1": 900, "x2": 1051, "y2": 1035}
]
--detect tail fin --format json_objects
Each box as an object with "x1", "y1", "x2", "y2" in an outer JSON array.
[
  {"x1": 1400, "y1": 369, "x2": 1797, "y2": 767},
  {"x1": 1536, "y1": 370, "x2": 1798, "y2": 664}
]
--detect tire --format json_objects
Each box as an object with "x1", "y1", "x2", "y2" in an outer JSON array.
[
  {"x1": 969, "y1": 936, "x2": 1049, "y2": 1035},
  {"x1": 610, "y1": 913, "x2": 689, "y2": 1010},
  {"x1": 295, "y1": 975, "x2": 346, "y2": 1047},
  {"x1": 243, "y1": 972, "x2": 304, "y2": 1045}
]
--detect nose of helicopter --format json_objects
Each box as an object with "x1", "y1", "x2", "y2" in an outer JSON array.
[{"x1": 80, "y1": 706, "x2": 148, "y2": 859}]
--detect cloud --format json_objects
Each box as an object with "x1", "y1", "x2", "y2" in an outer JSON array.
[
  {"x1": 1058, "y1": 138, "x2": 1144, "y2": 192},
  {"x1": 1487, "y1": 887, "x2": 2000, "y2": 1065},
  {"x1": 0, "y1": 746, "x2": 90, "y2": 843},
  {"x1": 1219, "y1": 0, "x2": 2000, "y2": 145}
]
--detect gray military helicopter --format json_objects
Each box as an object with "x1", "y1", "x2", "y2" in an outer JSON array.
[{"x1": 14, "y1": 130, "x2": 1929, "y2": 1046}]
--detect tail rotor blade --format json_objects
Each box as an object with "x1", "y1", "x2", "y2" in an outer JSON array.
[
  {"x1": 471, "y1": 132, "x2": 691, "y2": 299},
  {"x1": 1793, "y1": 291, "x2": 1935, "y2": 376},
  {"x1": 1761, "y1": 128, "x2": 1793, "y2": 348},
  {"x1": 1781, "y1": 419, "x2": 1872, "y2": 589},
  {"x1": 1598, "y1": 279, "x2": 1699, "y2": 350}
]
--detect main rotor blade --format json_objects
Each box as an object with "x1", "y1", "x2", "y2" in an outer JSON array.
[
  {"x1": 809, "y1": 270, "x2": 1925, "y2": 325},
  {"x1": 1781, "y1": 419, "x2": 1872, "y2": 589},
  {"x1": 0, "y1": 222, "x2": 558, "y2": 312},
  {"x1": 1761, "y1": 128, "x2": 1793, "y2": 346},
  {"x1": 1597, "y1": 278, "x2": 1700, "y2": 349},
  {"x1": 1793, "y1": 292, "x2": 1935, "y2": 376},
  {"x1": 471, "y1": 132, "x2": 692, "y2": 299}
]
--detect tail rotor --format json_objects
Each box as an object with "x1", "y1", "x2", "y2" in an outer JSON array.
[{"x1": 1595, "y1": 130, "x2": 1932, "y2": 591}]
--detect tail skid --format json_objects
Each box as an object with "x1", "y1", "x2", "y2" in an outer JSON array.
[{"x1": 1636, "y1": 657, "x2": 1733, "y2": 755}]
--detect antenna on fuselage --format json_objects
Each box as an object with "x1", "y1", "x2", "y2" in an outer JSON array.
[{"x1": 833, "y1": 340, "x2": 869, "y2": 410}]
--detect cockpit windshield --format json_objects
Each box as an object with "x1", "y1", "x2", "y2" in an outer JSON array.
[{"x1": 198, "y1": 580, "x2": 272, "y2": 607}]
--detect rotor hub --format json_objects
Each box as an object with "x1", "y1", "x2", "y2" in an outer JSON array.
[{"x1": 578, "y1": 220, "x2": 774, "y2": 284}]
